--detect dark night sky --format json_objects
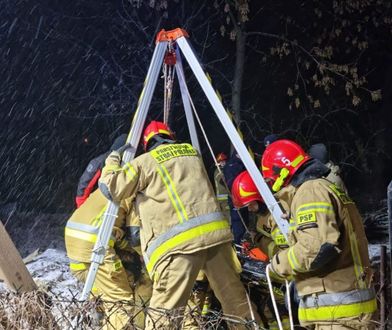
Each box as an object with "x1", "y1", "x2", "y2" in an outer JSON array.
[{"x1": 0, "y1": 0, "x2": 391, "y2": 214}]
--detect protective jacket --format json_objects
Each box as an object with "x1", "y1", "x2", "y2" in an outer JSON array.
[
  {"x1": 99, "y1": 143, "x2": 233, "y2": 275},
  {"x1": 271, "y1": 160, "x2": 376, "y2": 325},
  {"x1": 254, "y1": 186, "x2": 295, "y2": 259},
  {"x1": 214, "y1": 168, "x2": 229, "y2": 203},
  {"x1": 325, "y1": 161, "x2": 348, "y2": 195},
  {"x1": 213, "y1": 168, "x2": 230, "y2": 218},
  {"x1": 65, "y1": 189, "x2": 137, "y2": 263}
]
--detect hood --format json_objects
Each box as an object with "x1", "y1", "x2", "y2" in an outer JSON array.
[
  {"x1": 291, "y1": 158, "x2": 331, "y2": 187},
  {"x1": 308, "y1": 143, "x2": 328, "y2": 164}
]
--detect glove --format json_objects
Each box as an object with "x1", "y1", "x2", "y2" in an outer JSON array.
[
  {"x1": 112, "y1": 226, "x2": 125, "y2": 241},
  {"x1": 268, "y1": 261, "x2": 286, "y2": 283},
  {"x1": 115, "y1": 142, "x2": 136, "y2": 156},
  {"x1": 269, "y1": 254, "x2": 294, "y2": 282}
]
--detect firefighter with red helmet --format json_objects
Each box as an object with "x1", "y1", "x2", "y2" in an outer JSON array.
[
  {"x1": 231, "y1": 170, "x2": 291, "y2": 259},
  {"x1": 99, "y1": 120, "x2": 261, "y2": 329},
  {"x1": 232, "y1": 170, "x2": 296, "y2": 329},
  {"x1": 261, "y1": 139, "x2": 376, "y2": 329}
]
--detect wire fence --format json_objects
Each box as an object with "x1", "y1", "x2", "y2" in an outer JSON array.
[{"x1": 0, "y1": 289, "x2": 260, "y2": 330}]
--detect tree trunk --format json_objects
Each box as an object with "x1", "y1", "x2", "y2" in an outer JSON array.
[{"x1": 231, "y1": 27, "x2": 246, "y2": 124}]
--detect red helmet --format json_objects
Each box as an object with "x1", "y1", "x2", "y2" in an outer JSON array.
[
  {"x1": 143, "y1": 121, "x2": 174, "y2": 151},
  {"x1": 231, "y1": 171, "x2": 263, "y2": 208},
  {"x1": 216, "y1": 152, "x2": 228, "y2": 163},
  {"x1": 261, "y1": 139, "x2": 310, "y2": 192}
]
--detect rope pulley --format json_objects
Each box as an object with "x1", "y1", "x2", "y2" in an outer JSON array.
[
  {"x1": 164, "y1": 49, "x2": 176, "y2": 66},
  {"x1": 163, "y1": 42, "x2": 176, "y2": 125}
]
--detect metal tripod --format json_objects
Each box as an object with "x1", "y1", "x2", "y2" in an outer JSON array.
[{"x1": 80, "y1": 28, "x2": 287, "y2": 301}]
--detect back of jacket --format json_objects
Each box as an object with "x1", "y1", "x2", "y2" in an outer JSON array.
[
  {"x1": 288, "y1": 178, "x2": 372, "y2": 296},
  {"x1": 99, "y1": 143, "x2": 233, "y2": 275},
  {"x1": 65, "y1": 189, "x2": 131, "y2": 262}
]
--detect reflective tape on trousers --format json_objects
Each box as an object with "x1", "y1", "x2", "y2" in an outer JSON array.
[
  {"x1": 68, "y1": 258, "x2": 88, "y2": 271},
  {"x1": 70, "y1": 262, "x2": 87, "y2": 271},
  {"x1": 299, "y1": 288, "x2": 375, "y2": 308}
]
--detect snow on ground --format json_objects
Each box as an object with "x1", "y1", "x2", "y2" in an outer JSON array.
[
  {"x1": 26, "y1": 248, "x2": 81, "y2": 297},
  {"x1": 0, "y1": 248, "x2": 82, "y2": 299}
]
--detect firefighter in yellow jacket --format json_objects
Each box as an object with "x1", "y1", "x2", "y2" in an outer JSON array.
[
  {"x1": 231, "y1": 170, "x2": 291, "y2": 330},
  {"x1": 99, "y1": 121, "x2": 261, "y2": 329},
  {"x1": 231, "y1": 170, "x2": 296, "y2": 260},
  {"x1": 261, "y1": 139, "x2": 376, "y2": 329},
  {"x1": 64, "y1": 189, "x2": 152, "y2": 329}
]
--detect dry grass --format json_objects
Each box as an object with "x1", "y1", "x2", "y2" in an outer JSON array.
[{"x1": 0, "y1": 290, "x2": 256, "y2": 330}]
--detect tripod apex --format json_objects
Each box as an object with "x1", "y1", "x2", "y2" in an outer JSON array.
[{"x1": 156, "y1": 28, "x2": 189, "y2": 43}]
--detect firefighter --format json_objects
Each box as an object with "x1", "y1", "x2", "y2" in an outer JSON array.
[
  {"x1": 99, "y1": 120, "x2": 261, "y2": 329},
  {"x1": 261, "y1": 139, "x2": 376, "y2": 329},
  {"x1": 222, "y1": 152, "x2": 250, "y2": 244},
  {"x1": 213, "y1": 152, "x2": 230, "y2": 220},
  {"x1": 308, "y1": 143, "x2": 349, "y2": 194},
  {"x1": 231, "y1": 170, "x2": 291, "y2": 330},
  {"x1": 231, "y1": 170, "x2": 293, "y2": 260},
  {"x1": 187, "y1": 152, "x2": 229, "y2": 329},
  {"x1": 75, "y1": 134, "x2": 127, "y2": 208},
  {"x1": 64, "y1": 189, "x2": 152, "y2": 329}
]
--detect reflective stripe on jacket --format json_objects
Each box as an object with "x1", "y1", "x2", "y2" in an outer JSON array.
[
  {"x1": 213, "y1": 168, "x2": 228, "y2": 201},
  {"x1": 298, "y1": 288, "x2": 376, "y2": 322},
  {"x1": 65, "y1": 189, "x2": 134, "y2": 262},
  {"x1": 255, "y1": 186, "x2": 296, "y2": 257},
  {"x1": 99, "y1": 143, "x2": 233, "y2": 275},
  {"x1": 144, "y1": 212, "x2": 228, "y2": 273}
]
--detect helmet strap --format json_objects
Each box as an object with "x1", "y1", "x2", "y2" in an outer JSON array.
[{"x1": 272, "y1": 168, "x2": 290, "y2": 192}]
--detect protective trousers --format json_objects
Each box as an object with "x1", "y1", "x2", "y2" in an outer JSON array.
[
  {"x1": 71, "y1": 251, "x2": 134, "y2": 330},
  {"x1": 183, "y1": 271, "x2": 210, "y2": 330},
  {"x1": 131, "y1": 270, "x2": 153, "y2": 328},
  {"x1": 307, "y1": 312, "x2": 375, "y2": 330},
  {"x1": 145, "y1": 242, "x2": 261, "y2": 330},
  {"x1": 262, "y1": 299, "x2": 290, "y2": 330}
]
